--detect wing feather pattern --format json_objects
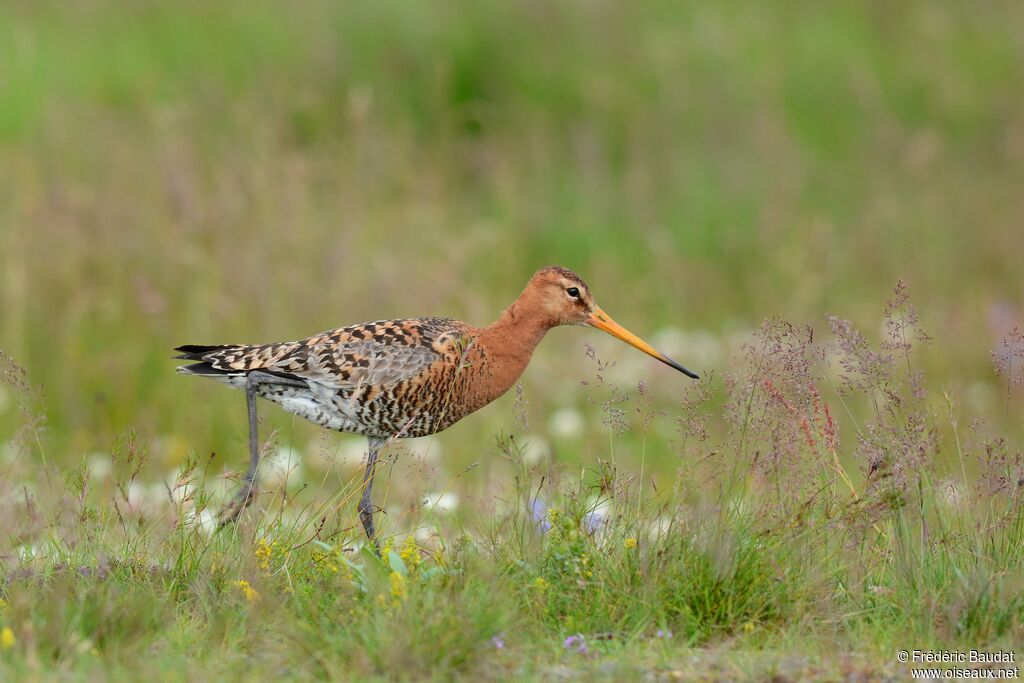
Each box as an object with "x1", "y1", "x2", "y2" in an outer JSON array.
[{"x1": 175, "y1": 319, "x2": 453, "y2": 389}]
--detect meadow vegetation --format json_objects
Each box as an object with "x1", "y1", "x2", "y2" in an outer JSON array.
[{"x1": 1, "y1": 1, "x2": 1023, "y2": 680}]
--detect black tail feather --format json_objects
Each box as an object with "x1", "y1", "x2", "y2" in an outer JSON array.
[
  {"x1": 176, "y1": 362, "x2": 238, "y2": 376},
  {"x1": 173, "y1": 344, "x2": 236, "y2": 361},
  {"x1": 175, "y1": 360, "x2": 305, "y2": 384}
]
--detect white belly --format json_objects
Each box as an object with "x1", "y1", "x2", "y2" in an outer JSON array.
[
  {"x1": 205, "y1": 374, "x2": 395, "y2": 437},
  {"x1": 261, "y1": 384, "x2": 388, "y2": 436}
]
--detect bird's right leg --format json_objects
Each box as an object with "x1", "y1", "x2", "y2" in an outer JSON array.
[
  {"x1": 220, "y1": 370, "x2": 306, "y2": 525},
  {"x1": 359, "y1": 437, "x2": 387, "y2": 552}
]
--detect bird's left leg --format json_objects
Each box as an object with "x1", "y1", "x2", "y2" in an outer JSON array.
[
  {"x1": 359, "y1": 436, "x2": 388, "y2": 552},
  {"x1": 220, "y1": 370, "x2": 307, "y2": 525}
]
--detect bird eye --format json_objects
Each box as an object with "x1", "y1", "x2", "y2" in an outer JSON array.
[{"x1": 566, "y1": 287, "x2": 580, "y2": 298}]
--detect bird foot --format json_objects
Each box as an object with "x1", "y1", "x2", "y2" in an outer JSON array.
[{"x1": 218, "y1": 482, "x2": 256, "y2": 526}]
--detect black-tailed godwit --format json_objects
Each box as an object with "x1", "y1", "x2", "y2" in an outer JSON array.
[{"x1": 175, "y1": 266, "x2": 698, "y2": 545}]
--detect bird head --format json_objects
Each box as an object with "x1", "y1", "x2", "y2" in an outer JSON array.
[{"x1": 525, "y1": 265, "x2": 699, "y2": 378}]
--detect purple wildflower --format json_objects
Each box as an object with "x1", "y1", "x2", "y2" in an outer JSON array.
[
  {"x1": 655, "y1": 629, "x2": 673, "y2": 639},
  {"x1": 563, "y1": 634, "x2": 588, "y2": 655},
  {"x1": 490, "y1": 634, "x2": 505, "y2": 649},
  {"x1": 583, "y1": 509, "x2": 606, "y2": 534},
  {"x1": 530, "y1": 498, "x2": 551, "y2": 533}
]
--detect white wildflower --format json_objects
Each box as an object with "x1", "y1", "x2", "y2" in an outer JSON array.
[
  {"x1": 548, "y1": 408, "x2": 584, "y2": 439},
  {"x1": 406, "y1": 436, "x2": 442, "y2": 464},
  {"x1": 333, "y1": 436, "x2": 371, "y2": 468},
  {"x1": 86, "y1": 453, "x2": 112, "y2": 481},
  {"x1": 518, "y1": 435, "x2": 551, "y2": 465},
  {"x1": 423, "y1": 491, "x2": 459, "y2": 512},
  {"x1": 260, "y1": 446, "x2": 304, "y2": 489}
]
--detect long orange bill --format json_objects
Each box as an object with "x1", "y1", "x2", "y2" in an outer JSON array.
[{"x1": 586, "y1": 306, "x2": 699, "y2": 379}]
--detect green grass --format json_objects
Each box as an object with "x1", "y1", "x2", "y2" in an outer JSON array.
[
  {"x1": 1, "y1": 1, "x2": 1023, "y2": 679},
  {"x1": 1, "y1": 443, "x2": 1020, "y2": 681}
]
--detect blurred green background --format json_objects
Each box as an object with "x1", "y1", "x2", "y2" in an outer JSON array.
[{"x1": 1, "y1": 0, "x2": 1022, "y2": 490}]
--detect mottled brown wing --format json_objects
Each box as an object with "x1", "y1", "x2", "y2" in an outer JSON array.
[
  {"x1": 282, "y1": 340, "x2": 439, "y2": 388},
  {"x1": 189, "y1": 339, "x2": 438, "y2": 389},
  {"x1": 178, "y1": 318, "x2": 465, "y2": 389}
]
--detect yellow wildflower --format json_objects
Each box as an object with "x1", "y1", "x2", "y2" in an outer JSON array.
[
  {"x1": 743, "y1": 621, "x2": 755, "y2": 633},
  {"x1": 255, "y1": 539, "x2": 273, "y2": 571},
  {"x1": 533, "y1": 577, "x2": 548, "y2": 591},
  {"x1": 233, "y1": 579, "x2": 259, "y2": 602},
  {"x1": 624, "y1": 538, "x2": 638, "y2": 549},
  {"x1": 389, "y1": 571, "x2": 407, "y2": 602},
  {"x1": 400, "y1": 536, "x2": 420, "y2": 570},
  {"x1": 312, "y1": 550, "x2": 339, "y2": 574},
  {"x1": 0, "y1": 627, "x2": 14, "y2": 650}
]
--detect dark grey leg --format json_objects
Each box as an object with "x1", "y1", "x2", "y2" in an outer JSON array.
[
  {"x1": 220, "y1": 370, "x2": 307, "y2": 525},
  {"x1": 359, "y1": 437, "x2": 388, "y2": 550}
]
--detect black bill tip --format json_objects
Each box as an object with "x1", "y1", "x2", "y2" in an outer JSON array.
[{"x1": 661, "y1": 355, "x2": 700, "y2": 379}]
